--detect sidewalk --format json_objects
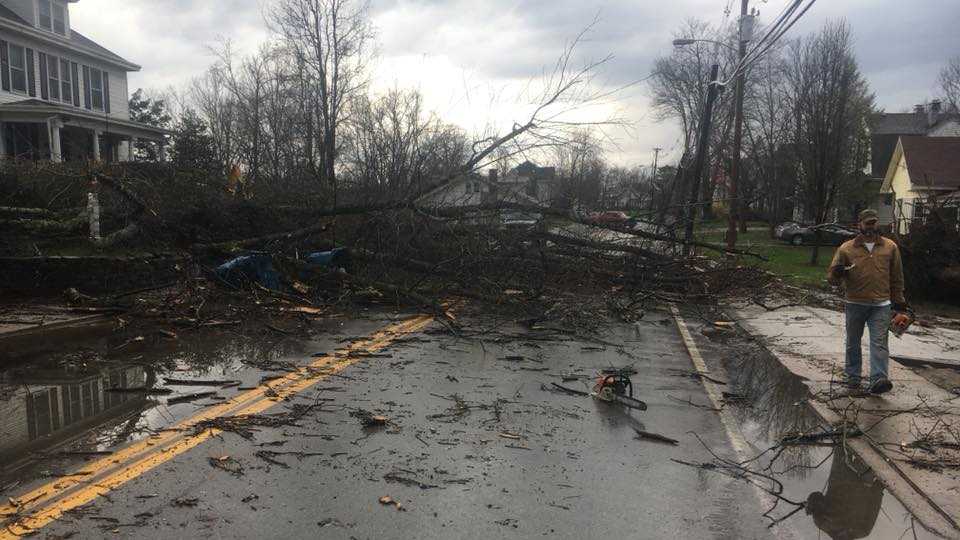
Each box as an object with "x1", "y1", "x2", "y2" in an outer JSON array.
[{"x1": 731, "y1": 302, "x2": 960, "y2": 539}]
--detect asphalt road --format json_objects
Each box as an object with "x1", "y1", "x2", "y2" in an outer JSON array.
[{"x1": 0, "y1": 308, "x2": 935, "y2": 539}]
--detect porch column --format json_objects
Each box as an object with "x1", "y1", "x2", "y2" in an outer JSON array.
[
  {"x1": 158, "y1": 141, "x2": 167, "y2": 161},
  {"x1": 49, "y1": 120, "x2": 63, "y2": 162},
  {"x1": 0, "y1": 121, "x2": 6, "y2": 158},
  {"x1": 92, "y1": 130, "x2": 102, "y2": 161},
  {"x1": 128, "y1": 137, "x2": 137, "y2": 161}
]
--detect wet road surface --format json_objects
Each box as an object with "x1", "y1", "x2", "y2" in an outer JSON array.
[{"x1": 0, "y1": 308, "x2": 939, "y2": 539}]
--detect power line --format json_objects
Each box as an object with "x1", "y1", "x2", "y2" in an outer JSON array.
[
  {"x1": 730, "y1": 0, "x2": 816, "y2": 81},
  {"x1": 721, "y1": 0, "x2": 816, "y2": 85}
]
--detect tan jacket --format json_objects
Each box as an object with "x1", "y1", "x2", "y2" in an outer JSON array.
[{"x1": 827, "y1": 235, "x2": 906, "y2": 305}]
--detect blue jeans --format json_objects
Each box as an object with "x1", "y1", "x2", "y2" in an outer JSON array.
[{"x1": 844, "y1": 304, "x2": 891, "y2": 383}]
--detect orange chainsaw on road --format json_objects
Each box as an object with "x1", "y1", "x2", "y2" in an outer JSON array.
[{"x1": 591, "y1": 367, "x2": 647, "y2": 411}]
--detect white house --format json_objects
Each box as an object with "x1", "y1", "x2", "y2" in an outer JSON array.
[
  {"x1": 880, "y1": 136, "x2": 960, "y2": 235},
  {"x1": 0, "y1": 0, "x2": 165, "y2": 162}
]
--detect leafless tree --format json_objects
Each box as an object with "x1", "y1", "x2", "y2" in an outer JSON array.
[
  {"x1": 939, "y1": 56, "x2": 960, "y2": 111},
  {"x1": 267, "y1": 0, "x2": 376, "y2": 197},
  {"x1": 552, "y1": 129, "x2": 605, "y2": 208},
  {"x1": 742, "y1": 48, "x2": 795, "y2": 234},
  {"x1": 191, "y1": 68, "x2": 239, "y2": 174},
  {"x1": 784, "y1": 20, "x2": 873, "y2": 265},
  {"x1": 341, "y1": 88, "x2": 469, "y2": 200},
  {"x1": 649, "y1": 19, "x2": 740, "y2": 223}
]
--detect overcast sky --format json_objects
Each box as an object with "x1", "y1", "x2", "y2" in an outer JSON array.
[{"x1": 71, "y1": 0, "x2": 960, "y2": 167}]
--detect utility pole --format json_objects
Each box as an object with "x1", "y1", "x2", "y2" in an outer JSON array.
[
  {"x1": 726, "y1": 0, "x2": 750, "y2": 250},
  {"x1": 683, "y1": 64, "x2": 722, "y2": 255},
  {"x1": 651, "y1": 147, "x2": 662, "y2": 177}
]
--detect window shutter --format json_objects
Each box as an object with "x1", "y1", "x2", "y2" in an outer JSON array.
[
  {"x1": 82, "y1": 65, "x2": 91, "y2": 109},
  {"x1": 0, "y1": 41, "x2": 9, "y2": 92},
  {"x1": 39, "y1": 53, "x2": 48, "y2": 100},
  {"x1": 71, "y1": 62, "x2": 80, "y2": 105},
  {"x1": 103, "y1": 71, "x2": 110, "y2": 113},
  {"x1": 26, "y1": 48, "x2": 35, "y2": 97}
]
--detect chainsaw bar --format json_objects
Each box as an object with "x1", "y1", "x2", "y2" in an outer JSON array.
[{"x1": 591, "y1": 391, "x2": 648, "y2": 411}]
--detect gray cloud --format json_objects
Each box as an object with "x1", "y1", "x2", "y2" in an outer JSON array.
[{"x1": 70, "y1": 0, "x2": 960, "y2": 165}]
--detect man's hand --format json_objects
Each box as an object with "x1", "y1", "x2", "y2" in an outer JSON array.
[{"x1": 831, "y1": 264, "x2": 854, "y2": 278}]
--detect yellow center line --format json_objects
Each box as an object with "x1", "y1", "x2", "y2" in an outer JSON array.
[{"x1": 0, "y1": 313, "x2": 434, "y2": 538}]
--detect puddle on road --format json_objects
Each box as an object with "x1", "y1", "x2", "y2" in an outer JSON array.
[
  {"x1": 0, "y1": 324, "x2": 329, "y2": 487},
  {"x1": 721, "y1": 341, "x2": 940, "y2": 540}
]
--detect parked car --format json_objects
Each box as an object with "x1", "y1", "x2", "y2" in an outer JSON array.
[
  {"x1": 586, "y1": 211, "x2": 642, "y2": 230},
  {"x1": 775, "y1": 222, "x2": 857, "y2": 246},
  {"x1": 587, "y1": 211, "x2": 630, "y2": 225}
]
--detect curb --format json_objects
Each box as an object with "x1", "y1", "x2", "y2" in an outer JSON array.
[{"x1": 733, "y1": 309, "x2": 960, "y2": 539}]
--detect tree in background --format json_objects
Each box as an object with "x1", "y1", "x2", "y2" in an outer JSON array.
[
  {"x1": 170, "y1": 109, "x2": 219, "y2": 173},
  {"x1": 341, "y1": 88, "x2": 468, "y2": 201},
  {"x1": 128, "y1": 89, "x2": 172, "y2": 161},
  {"x1": 268, "y1": 0, "x2": 375, "y2": 198},
  {"x1": 940, "y1": 56, "x2": 960, "y2": 111},
  {"x1": 648, "y1": 19, "x2": 740, "y2": 223},
  {"x1": 784, "y1": 21, "x2": 874, "y2": 265}
]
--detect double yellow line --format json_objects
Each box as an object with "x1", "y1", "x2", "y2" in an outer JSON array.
[{"x1": 1, "y1": 313, "x2": 434, "y2": 538}]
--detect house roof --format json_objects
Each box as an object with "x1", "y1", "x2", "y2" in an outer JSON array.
[
  {"x1": 0, "y1": 7, "x2": 137, "y2": 70},
  {"x1": 900, "y1": 136, "x2": 960, "y2": 189},
  {"x1": 0, "y1": 4, "x2": 29, "y2": 25},
  {"x1": 869, "y1": 113, "x2": 931, "y2": 135},
  {"x1": 869, "y1": 112, "x2": 960, "y2": 135},
  {"x1": 69, "y1": 30, "x2": 131, "y2": 66}
]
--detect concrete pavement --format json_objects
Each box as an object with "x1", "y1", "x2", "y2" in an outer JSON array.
[{"x1": 732, "y1": 302, "x2": 960, "y2": 538}]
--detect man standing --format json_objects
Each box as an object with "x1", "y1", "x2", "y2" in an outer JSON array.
[{"x1": 827, "y1": 209, "x2": 907, "y2": 394}]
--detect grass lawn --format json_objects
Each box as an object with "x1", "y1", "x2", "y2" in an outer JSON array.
[{"x1": 697, "y1": 225, "x2": 836, "y2": 289}]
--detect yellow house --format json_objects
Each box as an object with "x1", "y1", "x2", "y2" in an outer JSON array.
[{"x1": 880, "y1": 136, "x2": 960, "y2": 234}]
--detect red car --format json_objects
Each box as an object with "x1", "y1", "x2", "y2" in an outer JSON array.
[{"x1": 587, "y1": 211, "x2": 630, "y2": 225}]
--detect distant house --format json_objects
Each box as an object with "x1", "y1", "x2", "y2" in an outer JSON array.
[
  {"x1": 416, "y1": 172, "x2": 486, "y2": 209},
  {"x1": 879, "y1": 136, "x2": 960, "y2": 234},
  {"x1": 417, "y1": 161, "x2": 557, "y2": 210},
  {"x1": 868, "y1": 101, "x2": 960, "y2": 226},
  {"x1": 0, "y1": 0, "x2": 166, "y2": 162},
  {"x1": 496, "y1": 161, "x2": 557, "y2": 205}
]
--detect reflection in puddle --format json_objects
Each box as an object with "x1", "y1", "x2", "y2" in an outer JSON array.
[
  {"x1": 0, "y1": 327, "x2": 311, "y2": 483},
  {"x1": 0, "y1": 366, "x2": 149, "y2": 466},
  {"x1": 723, "y1": 343, "x2": 937, "y2": 539},
  {"x1": 807, "y1": 455, "x2": 885, "y2": 540}
]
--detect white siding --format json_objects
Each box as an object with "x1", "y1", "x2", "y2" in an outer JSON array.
[
  {"x1": 421, "y1": 179, "x2": 483, "y2": 208},
  {"x1": 0, "y1": 387, "x2": 30, "y2": 453},
  {"x1": 0, "y1": 29, "x2": 132, "y2": 120}
]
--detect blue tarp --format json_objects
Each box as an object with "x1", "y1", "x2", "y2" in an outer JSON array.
[
  {"x1": 214, "y1": 253, "x2": 281, "y2": 290},
  {"x1": 214, "y1": 248, "x2": 349, "y2": 291},
  {"x1": 304, "y1": 247, "x2": 349, "y2": 267}
]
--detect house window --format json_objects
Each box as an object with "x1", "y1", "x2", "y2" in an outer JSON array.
[
  {"x1": 59, "y1": 58, "x2": 71, "y2": 102},
  {"x1": 38, "y1": 2, "x2": 67, "y2": 35},
  {"x1": 48, "y1": 56, "x2": 61, "y2": 100},
  {"x1": 52, "y1": 3, "x2": 66, "y2": 35},
  {"x1": 90, "y1": 67, "x2": 104, "y2": 110},
  {"x1": 39, "y1": 2, "x2": 51, "y2": 30},
  {"x1": 8, "y1": 44, "x2": 26, "y2": 93}
]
